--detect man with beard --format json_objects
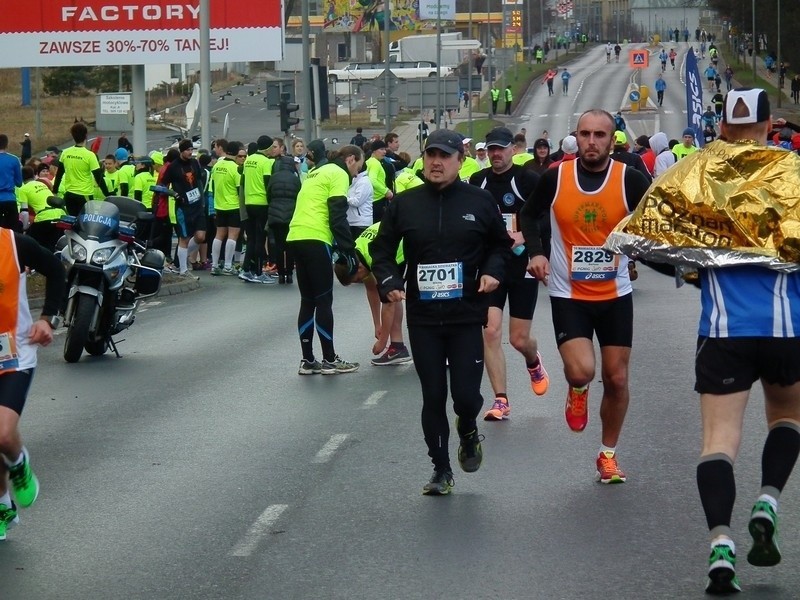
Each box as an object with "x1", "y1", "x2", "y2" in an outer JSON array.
[
  {"x1": 468, "y1": 126, "x2": 550, "y2": 422},
  {"x1": 519, "y1": 109, "x2": 650, "y2": 484}
]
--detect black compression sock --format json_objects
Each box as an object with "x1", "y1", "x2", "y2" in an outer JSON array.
[{"x1": 697, "y1": 454, "x2": 736, "y2": 531}]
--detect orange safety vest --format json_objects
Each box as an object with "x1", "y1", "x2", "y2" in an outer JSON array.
[
  {"x1": 548, "y1": 160, "x2": 632, "y2": 301},
  {"x1": 0, "y1": 228, "x2": 21, "y2": 373}
]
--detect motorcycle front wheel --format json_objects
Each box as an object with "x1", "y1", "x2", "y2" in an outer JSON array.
[
  {"x1": 63, "y1": 294, "x2": 95, "y2": 363},
  {"x1": 84, "y1": 339, "x2": 107, "y2": 356}
]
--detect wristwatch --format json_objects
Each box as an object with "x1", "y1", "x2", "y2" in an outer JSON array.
[{"x1": 42, "y1": 315, "x2": 63, "y2": 330}]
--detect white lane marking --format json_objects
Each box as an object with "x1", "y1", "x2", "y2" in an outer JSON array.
[
  {"x1": 230, "y1": 504, "x2": 289, "y2": 557},
  {"x1": 362, "y1": 390, "x2": 387, "y2": 409},
  {"x1": 312, "y1": 434, "x2": 349, "y2": 463}
]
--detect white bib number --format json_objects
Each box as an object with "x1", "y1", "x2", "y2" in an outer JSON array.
[
  {"x1": 186, "y1": 188, "x2": 201, "y2": 204},
  {"x1": 570, "y1": 245, "x2": 619, "y2": 281},
  {"x1": 417, "y1": 262, "x2": 464, "y2": 300},
  {"x1": 502, "y1": 213, "x2": 518, "y2": 232},
  {"x1": 0, "y1": 331, "x2": 19, "y2": 371}
]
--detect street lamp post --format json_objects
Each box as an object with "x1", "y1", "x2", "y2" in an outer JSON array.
[
  {"x1": 777, "y1": 0, "x2": 782, "y2": 108},
  {"x1": 468, "y1": 0, "x2": 474, "y2": 138},
  {"x1": 541, "y1": 0, "x2": 545, "y2": 47},
  {"x1": 751, "y1": 0, "x2": 756, "y2": 83}
]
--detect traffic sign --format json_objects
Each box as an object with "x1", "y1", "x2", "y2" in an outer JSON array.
[
  {"x1": 629, "y1": 90, "x2": 640, "y2": 102},
  {"x1": 629, "y1": 50, "x2": 649, "y2": 69},
  {"x1": 374, "y1": 69, "x2": 401, "y2": 93}
]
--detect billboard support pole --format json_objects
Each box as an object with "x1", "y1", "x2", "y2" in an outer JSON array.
[
  {"x1": 199, "y1": 0, "x2": 212, "y2": 150},
  {"x1": 132, "y1": 65, "x2": 146, "y2": 155}
]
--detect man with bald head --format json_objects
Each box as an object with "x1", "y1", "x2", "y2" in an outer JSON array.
[{"x1": 519, "y1": 109, "x2": 651, "y2": 484}]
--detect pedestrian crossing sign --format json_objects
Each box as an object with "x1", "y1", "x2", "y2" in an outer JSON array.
[{"x1": 629, "y1": 50, "x2": 648, "y2": 69}]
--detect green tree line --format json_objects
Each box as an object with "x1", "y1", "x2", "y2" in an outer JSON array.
[{"x1": 43, "y1": 66, "x2": 132, "y2": 96}]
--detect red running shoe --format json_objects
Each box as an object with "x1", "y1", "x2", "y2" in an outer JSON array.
[{"x1": 565, "y1": 386, "x2": 589, "y2": 432}]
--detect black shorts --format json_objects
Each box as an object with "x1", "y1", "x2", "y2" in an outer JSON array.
[
  {"x1": 695, "y1": 337, "x2": 800, "y2": 394},
  {"x1": 550, "y1": 293, "x2": 633, "y2": 347},
  {"x1": 215, "y1": 208, "x2": 241, "y2": 229},
  {"x1": 0, "y1": 369, "x2": 35, "y2": 415},
  {"x1": 175, "y1": 205, "x2": 205, "y2": 239},
  {"x1": 487, "y1": 275, "x2": 540, "y2": 320}
]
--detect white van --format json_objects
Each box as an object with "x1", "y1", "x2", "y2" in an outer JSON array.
[{"x1": 328, "y1": 61, "x2": 451, "y2": 83}]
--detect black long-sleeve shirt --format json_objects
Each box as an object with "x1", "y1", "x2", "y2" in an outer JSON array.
[{"x1": 15, "y1": 233, "x2": 66, "y2": 317}]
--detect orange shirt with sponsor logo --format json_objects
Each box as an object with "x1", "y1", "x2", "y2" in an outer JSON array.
[
  {"x1": 0, "y1": 229, "x2": 35, "y2": 373},
  {"x1": 548, "y1": 160, "x2": 633, "y2": 301}
]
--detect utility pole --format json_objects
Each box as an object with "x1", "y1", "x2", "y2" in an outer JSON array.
[
  {"x1": 487, "y1": 0, "x2": 493, "y2": 90},
  {"x1": 751, "y1": 0, "x2": 756, "y2": 83},
  {"x1": 436, "y1": 1, "x2": 442, "y2": 129},
  {"x1": 302, "y1": 2, "x2": 315, "y2": 140},
  {"x1": 776, "y1": 0, "x2": 781, "y2": 108},
  {"x1": 384, "y1": 1, "x2": 392, "y2": 134},
  {"x1": 199, "y1": 0, "x2": 211, "y2": 150},
  {"x1": 468, "y1": 0, "x2": 474, "y2": 139}
]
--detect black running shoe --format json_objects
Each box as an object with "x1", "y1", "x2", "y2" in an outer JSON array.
[
  {"x1": 457, "y1": 426, "x2": 484, "y2": 473},
  {"x1": 422, "y1": 468, "x2": 454, "y2": 495}
]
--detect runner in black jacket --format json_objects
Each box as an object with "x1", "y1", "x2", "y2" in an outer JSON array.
[{"x1": 371, "y1": 129, "x2": 512, "y2": 495}]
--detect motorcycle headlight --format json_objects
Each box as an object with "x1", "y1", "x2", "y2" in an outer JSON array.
[
  {"x1": 91, "y1": 247, "x2": 114, "y2": 265},
  {"x1": 70, "y1": 240, "x2": 87, "y2": 262}
]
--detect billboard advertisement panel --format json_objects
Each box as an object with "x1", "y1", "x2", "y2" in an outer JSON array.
[
  {"x1": 322, "y1": 0, "x2": 453, "y2": 32},
  {"x1": 0, "y1": 0, "x2": 284, "y2": 67}
]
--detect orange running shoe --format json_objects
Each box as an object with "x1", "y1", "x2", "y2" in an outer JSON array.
[
  {"x1": 565, "y1": 386, "x2": 589, "y2": 432},
  {"x1": 483, "y1": 397, "x2": 510, "y2": 421},
  {"x1": 528, "y1": 352, "x2": 549, "y2": 396},
  {"x1": 595, "y1": 451, "x2": 627, "y2": 484}
]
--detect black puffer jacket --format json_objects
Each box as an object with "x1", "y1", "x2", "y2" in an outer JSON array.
[
  {"x1": 267, "y1": 156, "x2": 301, "y2": 226},
  {"x1": 371, "y1": 178, "x2": 512, "y2": 327}
]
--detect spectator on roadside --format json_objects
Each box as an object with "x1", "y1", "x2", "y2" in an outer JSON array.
[
  {"x1": 0, "y1": 134, "x2": 23, "y2": 231},
  {"x1": 117, "y1": 132, "x2": 133, "y2": 154},
  {"x1": 634, "y1": 135, "x2": 655, "y2": 176},
  {"x1": 267, "y1": 155, "x2": 301, "y2": 285},
  {"x1": 52, "y1": 122, "x2": 110, "y2": 216},
  {"x1": 19, "y1": 134, "x2": 31, "y2": 164},
  {"x1": 350, "y1": 127, "x2": 367, "y2": 148},
  {"x1": 724, "y1": 66, "x2": 734, "y2": 91},
  {"x1": 524, "y1": 138, "x2": 553, "y2": 175},
  {"x1": 649, "y1": 132, "x2": 676, "y2": 177}
]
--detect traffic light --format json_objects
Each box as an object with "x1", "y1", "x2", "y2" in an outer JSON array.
[{"x1": 279, "y1": 92, "x2": 300, "y2": 133}]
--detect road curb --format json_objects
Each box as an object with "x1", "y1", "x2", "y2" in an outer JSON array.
[{"x1": 27, "y1": 278, "x2": 200, "y2": 312}]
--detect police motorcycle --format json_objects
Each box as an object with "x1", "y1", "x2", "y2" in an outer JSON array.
[{"x1": 56, "y1": 197, "x2": 165, "y2": 363}]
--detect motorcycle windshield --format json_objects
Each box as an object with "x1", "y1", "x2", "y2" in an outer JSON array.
[{"x1": 75, "y1": 201, "x2": 120, "y2": 242}]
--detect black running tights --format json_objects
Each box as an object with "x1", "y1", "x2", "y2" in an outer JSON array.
[
  {"x1": 408, "y1": 324, "x2": 485, "y2": 470},
  {"x1": 290, "y1": 240, "x2": 336, "y2": 362}
]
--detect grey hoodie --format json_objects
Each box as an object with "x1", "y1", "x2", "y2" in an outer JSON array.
[{"x1": 649, "y1": 132, "x2": 676, "y2": 177}]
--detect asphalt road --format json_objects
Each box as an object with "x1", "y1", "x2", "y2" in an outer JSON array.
[
  {"x1": 515, "y1": 41, "x2": 706, "y2": 146},
  {"x1": 3, "y1": 265, "x2": 800, "y2": 599}
]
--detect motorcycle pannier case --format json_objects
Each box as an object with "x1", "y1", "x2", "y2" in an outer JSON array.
[{"x1": 134, "y1": 249, "x2": 165, "y2": 296}]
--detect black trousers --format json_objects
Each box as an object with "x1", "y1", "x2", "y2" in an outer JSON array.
[
  {"x1": 243, "y1": 205, "x2": 268, "y2": 273},
  {"x1": 408, "y1": 323, "x2": 485, "y2": 470},
  {"x1": 27, "y1": 221, "x2": 61, "y2": 252},
  {"x1": 269, "y1": 223, "x2": 294, "y2": 277},
  {"x1": 64, "y1": 192, "x2": 91, "y2": 217}
]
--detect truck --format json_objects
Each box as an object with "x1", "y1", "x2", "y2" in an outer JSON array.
[{"x1": 389, "y1": 32, "x2": 466, "y2": 67}]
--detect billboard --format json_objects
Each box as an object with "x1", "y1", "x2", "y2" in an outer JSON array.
[
  {"x1": 0, "y1": 0, "x2": 284, "y2": 67},
  {"x1": 323, "y1": 0, "x2": 453, "y2": 32}
]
